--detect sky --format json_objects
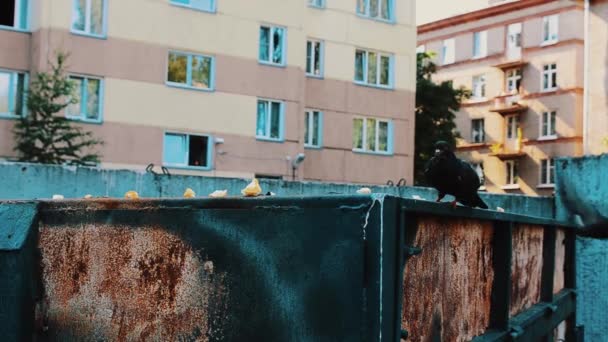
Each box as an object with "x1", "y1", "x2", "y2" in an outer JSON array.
[{"x1": 416, "y1": 0, "x2": 489, "y2": 25}]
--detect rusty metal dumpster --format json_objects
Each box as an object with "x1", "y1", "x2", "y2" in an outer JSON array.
[{"x1": 0, "y1": 195, "x2": 578, "y2": 341}]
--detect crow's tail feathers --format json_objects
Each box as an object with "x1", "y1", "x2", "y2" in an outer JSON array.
[{"x1": 475, "y1": 194, "x2": 489, "y2": 209}]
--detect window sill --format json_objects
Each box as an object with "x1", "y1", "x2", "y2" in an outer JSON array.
[
  {"x1": 66, "y1": 116, "x2": 103, "y2": 125},
  {"x1": 442, "y1": 61, "x2": 455, "y2": 66},
  {"x1": 256, "y1": 136, "x2": 285, "y2": 143},
  {"x1": 0, "y1": 114, "x2": 22, "y2": 120},
  {"x1": 353, "y1": 81, "x2": 394, "y2": 91},
  {"x1": 70, "y1": 30, "x2": 107, "y2": 40},
  {"x1": 471, "y1": 55, "x2": 487, "y2": 60},
  {"x1": 163, "y1": 164, "x2": 213, "y2": 171},
  {"x1": 258, "y1": 60, "x2": 286, "y2": 68},
  {"x1": 541, "y1": 87, "x2": 558, "y2": 93},
  {"x1": 355, "y1": 13, "x2": 396, "y2": 25},
  {"x1": 166, "y1": 82, "x2": 215, "y2": 92},
  {"x1": 537, "y1": 184, "x2": 555, "y2": 189},
  {"x1": 304, "y1": 145, "x2": 322, "y2": 150},
  {"x1": 479, "y1": 186, "x2": 487, "y2": 191},
  {"x1": 537, "y1": 135, "x2": 558, "y2": 141},
  {"x1": 540, "y1": 40, "x2": 559, "y2": 47},
  {"x1": 352, "y1": 149, "x2": 393, "y2": 156},
  {"x1": 468, "y1": 97, "x2": 487, "y2": 103},
  {"x1": 308, "y1": 4, "x2": 325, "y2": 9},
  {"x1": 169, "y1": 2, "x2": 216, "y2": 14},
  {"x1": 0, "y1": 25, "x2": 30, "y2": 33},
  {"x1": 501, "y1": 184, "x2": 520, "y2": 190},
  {"x1": 306, "y1": 73, "x2": 324, "y2": 79}
]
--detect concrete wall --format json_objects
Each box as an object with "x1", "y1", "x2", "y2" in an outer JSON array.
[
  {"x1": 0, "y1": 162, "x2": 555, "y2": 218},
  {"x1": 555, "y1": 154, "x2": 608, "y2": 341}
]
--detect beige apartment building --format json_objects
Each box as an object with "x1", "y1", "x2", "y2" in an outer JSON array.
[
  {"x1": 0, "y1": 0, "x2": 416, "y2": 185},
  {"x1": 418, "y1": 0, "x2": 608, "y2": 196}
]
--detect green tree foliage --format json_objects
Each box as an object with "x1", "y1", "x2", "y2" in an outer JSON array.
[
  {"x1": 414, "y1": 52, "x2": 471, "y2": 185},
  {"x1": 13, "y1": 53, "x2": 103, "y2": 165}
]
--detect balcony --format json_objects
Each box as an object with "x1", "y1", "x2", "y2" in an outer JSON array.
[
  {"x1": 489, "y1": 132, "x2": 526, "y2": 160},
  {"x1": 493, "y1": 60, "x2": 528, "y2": 70},
  {"x1": 489, "y1": 94, "x2": 527, "y2": 115}
]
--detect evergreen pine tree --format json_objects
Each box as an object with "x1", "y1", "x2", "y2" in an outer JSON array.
[{"x1": 13, "y1": 53, "x2": 102, "y2": 166}]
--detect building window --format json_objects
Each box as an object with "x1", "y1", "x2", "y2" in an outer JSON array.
[
  {"x1": 352, "y1": 117, "x2": 392, "y2": 154},
  {"x1": 416, "y1": 45, "x2": 426, "y2": 54},
  {"x1": 471, "y1": 162, "x2": 485, "y2": 187},
  {"x1": 0, "y1": 0, "x2": 28, "y2": 30},
  {"x1": 542, "y1": 63, "x2": 557, "y2": 91},
  {"x1": 0, "y1": 70, "x2": 27, "y2": 118},
  {"x1": 163, "y1": 132, "x2": 212, "y2": 169},
  {"x1": 540, "y1": 158, "x2": 555, "y2": 185},
  {"x1": 472, "y1": 30, "x2": 487, "y2": 58},
  {"x1": 542, "y1": 15, "x2": 558, "y2": 44},
  {"x1": 259, "y1": 25, "x2": 285, "y2": 66},
  {"x1": 66, "y1": 76, "x2": 103, "y2": 122},
  {"x1": 356, "y1": 0, "x2": 393, "y2": 21},
  {"x1": 442, "y1": 39, "x2": 455, "y2": 65},
  {"x1": 169, "y1": 0, "x2": 215, "y2": 12},
  {"x1": 506, "y1": 115, "x2": 519, "y2": 139},
  {"x1": 505, "y1": 160, "x2": 518, "y2": 185},
  {"x1": 308, "y1": 0, "x2": 324, "y2": 8},
  {"x1": 354, "y1": 49, "x2": 393, "y2": 88},
  {"x1": 541, "y1": 111, "x2": 557, "y2": 138},
  {"x1": 306, "y1": 39, "x2": 323, "y2": 77},
  {"x1": 71, "y1": 0, "x2": 107, "y2": 37},
  {"x1": 166, "y1": 51, "x2": 214, "y2": 90},
  {"x1": 257, "y1": 99, "x2": 284, "y2": 141},
  {"x1": 506, "y1": 68, "x2": 522, "y2": 94},
  {"x1": 304, "y1": 110, "x2": 322, "y2": 148},
  {"x1": 471, "y1": 119, "x2": 485, "y2": 143},
  {"x1": 472, "y1": 75, "x2": 486, "y2": 99}
]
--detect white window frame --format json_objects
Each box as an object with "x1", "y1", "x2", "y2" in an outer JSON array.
[
  {"x1": 259, "y1": 25, "x2": 287, "y2": 66},
  {"x1": 306, "y1": 39, "x2": 324, "y2": 78},
  {"x1": 416, "y1": 45, "x2": 426, "y2": 54},
  {"x1": 352, "y1": 117, "x2": 393, "y2": 155},
  {"x1": 256, "y1": 99, "x2": 285, "y2": 142},
  {"x1": 542, "y1": 14, "x2": 559, "y2": 45},
  {"x1": 169, "y1": 0, "x2": 216, "y2": 13},
  {"x1": 65, "y1": 74, "x2": 104, "y2": 123},
  {"x1": 506, "y1": 115, "x2": 519, "y2": 140},
  {"x1": 304, "y1": 110, "x2": 323, "y2": 148},
  {"x1": 71, "y1": 0, "x2": 108, "y2": 38},
  {"x1": 539, "y1": 158, "x2": 555, "y2": 186},
  {"x1": 166, "y1": 51, "x2": 215, "y2": 91},
  {"x1": 541, "y1": 63, "x2": 558, "y2": 91},
  {"x1": 0, "y1": 0, "x2": 29, "y2": 30},
  {"x1": 356, "y1": 0, "x2": 394, "y2": 22},
  {"x1": 471, "y1": 162, "x2": 486, "y2": 190},
  {"x1": 354, "y1": 49, "x2": 394, "y2": 88},
  {"x1": 162, "y1": 132, "x2": 214, "y2": 170},
  {"x1": 472, "y1": 30, "x2": 488, "y2": 59},
  {"x1": 308, "y1": 0, "x2": 325, "y2": 8},
  {"x1": 503, "y1": 160, "x2": 520, "y2": 189},
  {"x1": 506, "y1": 68, "x2": 522, "y2": 94},
  {"x1": 472, "y1": 75, "x2": 486, "y2": 99},
  {"x1": 471, "y1": 118, "x2": 485, "y2": 143},
  {"x1": 0, "y1": 69, "x2": 28, "y2": 118},
  {"x1": 442, "y1": 39, "x2": 455, "y2": 65},
  {"x1": 539, "y1": 110, "x2": 557, "y2": 140}
]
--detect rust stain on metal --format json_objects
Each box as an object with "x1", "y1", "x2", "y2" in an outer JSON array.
[
  {"x1": 553, "y1": 229, "x2": 566, "y2": 294},
  {"x1": 402, "y1": 216, "x2": 494, "y2": 342},
  {"x1": 510, "y1": 224, "x2": 543, "y2": 316},
  {"x1": 38, "y1": 223, "x2": 228, "y2": 341}
]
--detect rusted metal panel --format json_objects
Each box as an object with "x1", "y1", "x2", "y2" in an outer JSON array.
[
  {"x1": 402, "y1": 216, "x2": 494, "y2": 342},
  {"x1": 554, "y1": 229, "x2": 566, "y2": 294},
  {"x1": 510, "y1": 225, "x2": 544, "y2": 317},
  {"x1": 38, "y1": 223, "x2": 227, "y2": 341}
]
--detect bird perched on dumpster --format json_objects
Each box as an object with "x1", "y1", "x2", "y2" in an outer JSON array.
[{"x1": 424, "y1": 141, "x2": 488, "y2": 209}]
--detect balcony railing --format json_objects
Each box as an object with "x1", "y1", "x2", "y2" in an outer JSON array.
[{"x1": 490, "y1": 94, "x2": 527, "y2": 115}]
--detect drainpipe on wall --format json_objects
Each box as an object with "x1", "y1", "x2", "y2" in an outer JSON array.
[{"x1": 583, "y1": 0, "x2": 590, "y2": 155}]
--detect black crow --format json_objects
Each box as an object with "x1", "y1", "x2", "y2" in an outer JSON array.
[{"x1": 424, "y1": 141, "x2": 489, "y2": 209}]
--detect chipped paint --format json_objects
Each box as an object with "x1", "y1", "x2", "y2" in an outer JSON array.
[
  {"x1": 38, "y1": 223, "x2": 228, "y2": 341},
  {"x1": 402, "y1": 216, "x2": 494, "y2": 342},
  {"x1": 510, "y1": 225, "x2": 544, "y2": 316}
]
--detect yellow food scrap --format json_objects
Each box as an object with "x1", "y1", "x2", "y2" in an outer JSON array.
[
  {"x1": 83, "y1": 194, "x2": 93, "y2": 199},
  {"x1": 183, "y1": 188, "x2": 196, "y2": 198},
  {"x1": 356, "y1": 187, "x2": 372, "y2": 195},
  {"x1": 209, "y1": 190, "x2": 228, "y2": 198},
  {"x1": 124, "y1": 191, "x2": 139, "y2": 200},
  {"x1": 241, "y1": 179, "x2": 262, "y2": 197}
]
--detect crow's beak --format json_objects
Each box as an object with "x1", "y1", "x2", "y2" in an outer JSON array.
[{"x1": 434, "y1": 149, "x2": 441, "y2": 156}]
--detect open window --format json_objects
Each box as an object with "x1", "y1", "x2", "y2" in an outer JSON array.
[
  {"x1": 0, "y1": 0, "x2": 28, "y2": 30},
  {"x1": 163, "y1": 132, "x2": 213, "y2": 169}
]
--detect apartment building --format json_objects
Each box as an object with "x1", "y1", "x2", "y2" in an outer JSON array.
[
  {"x1": 417, "y1": 0, "x2": 606, "y2": 196},
  {"x1": 0, "y1": 0, "x2": 416, "y2": 185}
]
